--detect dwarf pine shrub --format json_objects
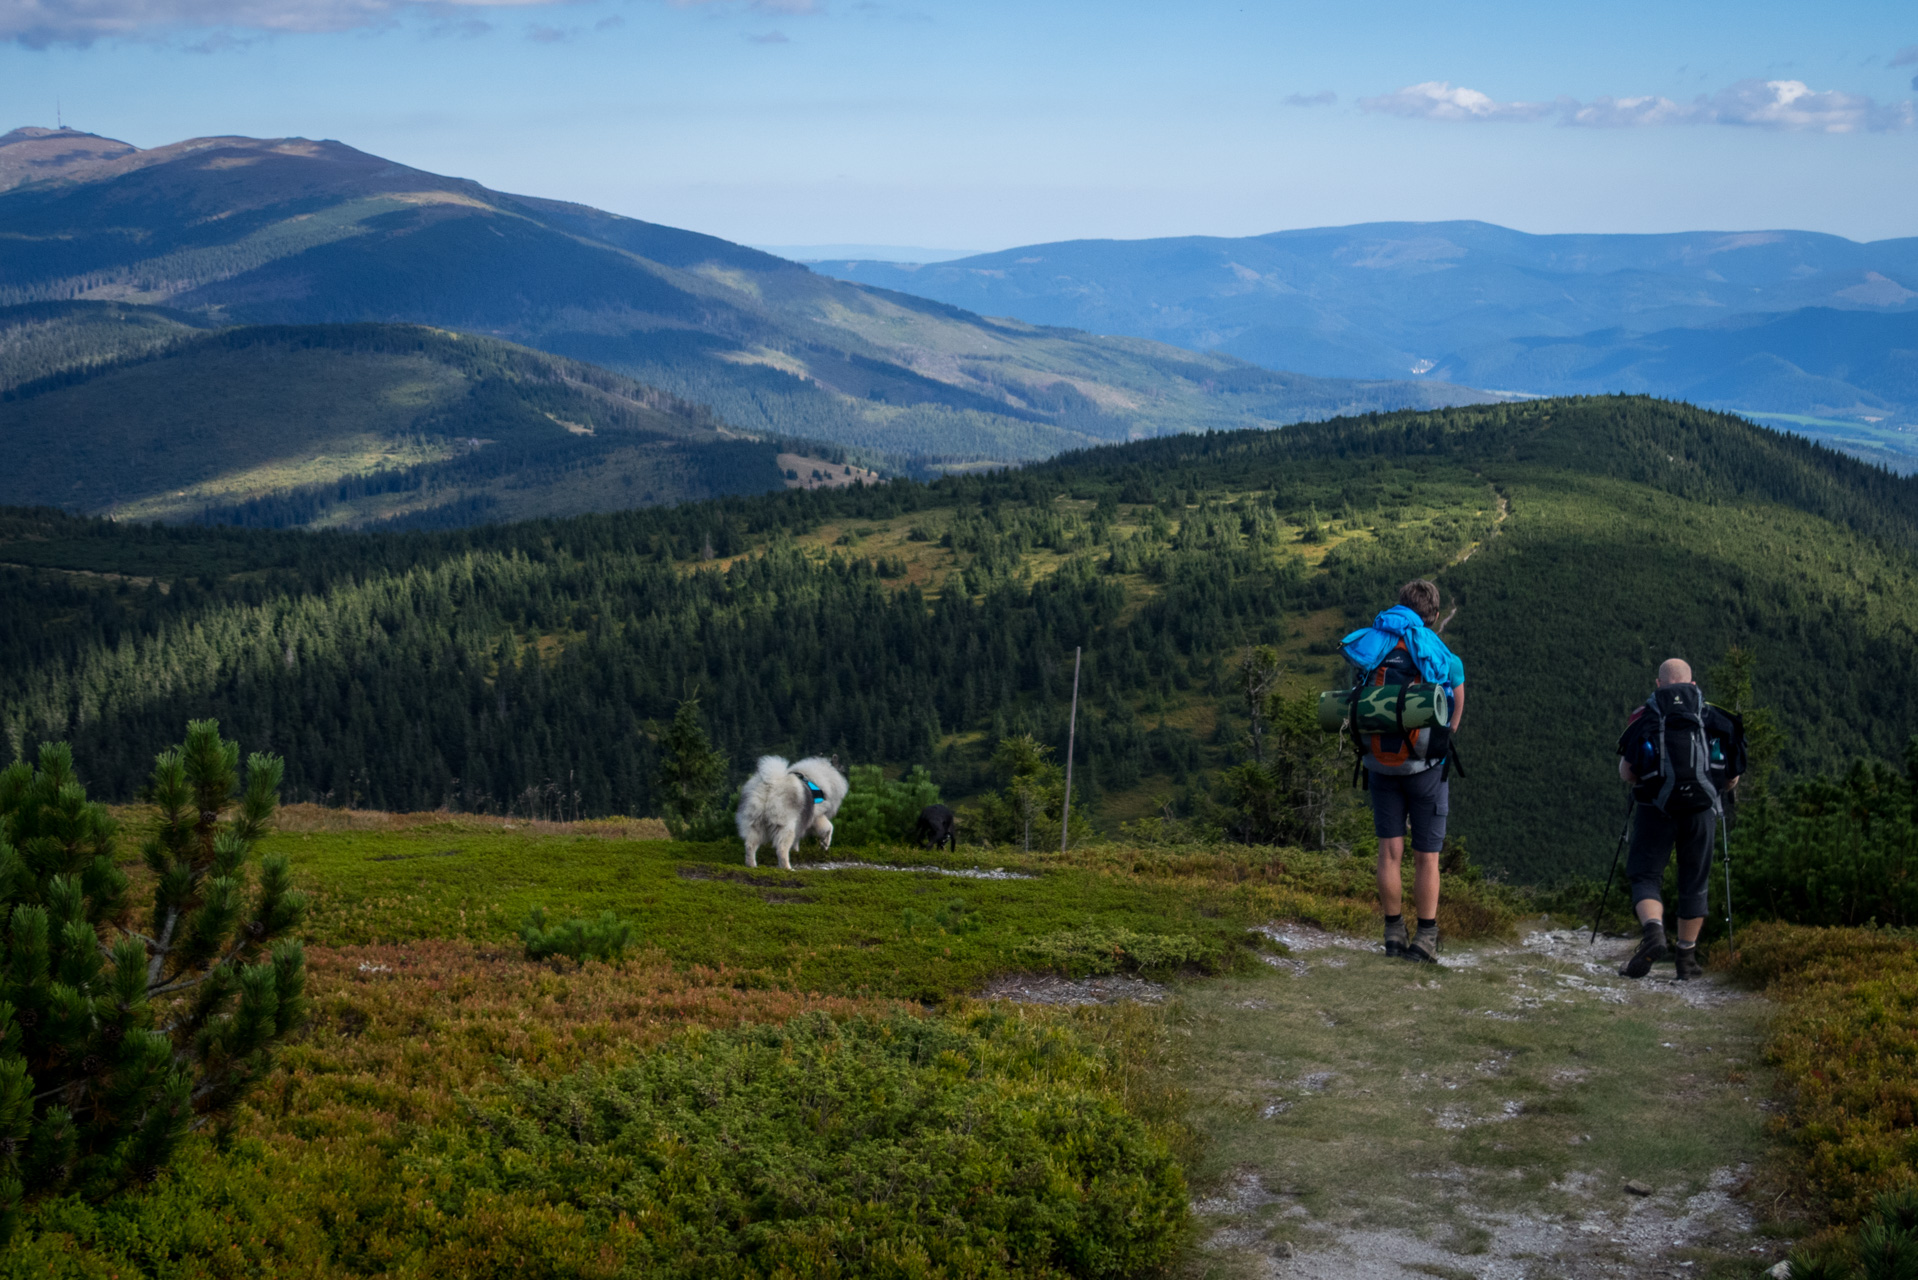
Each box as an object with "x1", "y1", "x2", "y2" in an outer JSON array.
[
  {"x1": 1018, "y1": 924, "x2": 1221, "y2": 976},
  {"x1": 833, "y1": 763, "x2": 941, "y2": 847},
  {"x1": 0, "y1": 723, "x2": 306, "y2": 1242},
  {"x1": 519, "y1": 907, "x2": 635, "y2": 966}
]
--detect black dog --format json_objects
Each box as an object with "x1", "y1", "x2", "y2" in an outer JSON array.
[{"x1": 914, "y1": 804, "x2": 957, "y2": 852}]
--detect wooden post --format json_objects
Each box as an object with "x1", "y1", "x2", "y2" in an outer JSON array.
[{"x1": 1060, "y1": 646, "x2": 1081, "y2": 853}]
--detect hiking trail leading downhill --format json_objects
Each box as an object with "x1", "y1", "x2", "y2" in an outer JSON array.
[
  {"x1": 1176, "y1": 921, "x2": 1775, "y2": 1279},
  {"x1": 1437, "y1": 490, "x2": 1509, "y2": 635}
]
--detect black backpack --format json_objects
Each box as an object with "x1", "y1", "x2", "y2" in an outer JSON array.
[{"x1": 1630, "y1": 684, "x2": 1721, "y2": 817}]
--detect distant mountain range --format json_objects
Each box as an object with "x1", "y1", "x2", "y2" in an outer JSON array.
[
  {"x1": 0, "y1": 126, "x2": 1491, "y2": 515},
  {"x1": 814, "y1": 222, "x2": 1918, "y2": 469}
]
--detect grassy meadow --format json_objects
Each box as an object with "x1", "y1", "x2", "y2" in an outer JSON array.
[
  {"x1": 12, "y1": 805, "x2": 1521, "y2": 1279},
  {"x1": 13, "y1": 801, "x2": 1853, "y2": 1279}
]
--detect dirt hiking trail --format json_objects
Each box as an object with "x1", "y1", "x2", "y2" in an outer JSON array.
[{"x1": 1174, "y1": 921, "x2": 1778, "y2": 1279}]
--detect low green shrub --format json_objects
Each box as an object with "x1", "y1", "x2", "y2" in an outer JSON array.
[
  {"x1": 519, "y1": 907, "x2": 636, "y2": 966},
  {"x1": 406, "y1": 1010, "x2": 1188, "y2": 1279},
  {"x1": 1786, "y1": 1186, "x2": 1918, "y2": 1279},
  {"x1": 1018, "y1": 925, "x2": 1223, "y2": 976},
  {"x1": 1730, "y1": 739, "x2": 1918, "y2": 929},
  {"x1": 834, "y1": 764, "x2": 942, "y2": 847}
]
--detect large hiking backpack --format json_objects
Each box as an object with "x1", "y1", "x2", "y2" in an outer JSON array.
[
  {"x1": 1631, "y1": 684, "x2": 1720, "y2": 817},
  {"x1": 1345, "y1": 637, "x2": 1455, "y2": 781}
]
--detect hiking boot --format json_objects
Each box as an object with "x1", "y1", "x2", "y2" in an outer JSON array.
[
  {"x1": 1673, "y1": 945, "x2": 1704, "y2": 981},
  {"x1": 1383, "y1": 918, "x2": 1408, "y2": 958},
  {"x1": 1403, "y1": 930, "x2": 1440, "y2": 964},
  {"x1": 1619, "y1": 923, "x2": 1668, "y2": 979}
]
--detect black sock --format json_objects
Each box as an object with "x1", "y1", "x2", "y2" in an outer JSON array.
[
  {"x1": 1385, "y1": 913, "x2": 1403, "y2": 926},
  {"x1": 1417, "y1": 917, "x2": 1436, "y2": 931}
]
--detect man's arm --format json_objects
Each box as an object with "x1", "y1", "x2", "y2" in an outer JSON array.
[
  {"x1": 1449, "y1": 684, "x2": 1464, "y2": 732},
  {"x1": 1617, "y1": 706, "x2": 1648, "y2": 784}
]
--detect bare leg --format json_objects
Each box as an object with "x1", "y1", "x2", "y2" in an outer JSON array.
[
  {"x1": 1376, "y1": 836, "x2": 1405, "y2": 914},
  {"x1": 1411, "y1": 849, "x2": 1440, "y2": 920},
  {"x1": 1674, "y1": 915, "x2": 1704, "y2": 944}
]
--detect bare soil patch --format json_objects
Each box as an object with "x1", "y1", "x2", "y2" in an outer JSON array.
[{"x1": 979, "y1": 971, "x2": 1167, "y2": 1006}]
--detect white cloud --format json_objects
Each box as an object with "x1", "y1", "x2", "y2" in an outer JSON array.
[
  {"x1": 1361, "y1": 77, "x2": 1914, "y2": 134},
  {"x1": 2, "y1": 0, "x2": 819, "y2": 47},
  {"x1": 1358, "y1": 81, "x2": 1554, "y2": 123},
  {"x1": 1706, "y1": 78, "x2": 1914, "y2": 133}
]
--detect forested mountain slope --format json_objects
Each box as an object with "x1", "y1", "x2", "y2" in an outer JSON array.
[
  {"x1": 0, "y1": 315, "x2": 796, "y2": 526},
  {"x1": 3, "y1": 396, "x2": 1911, "y2": 881},
  {"x1": 0, "y1": 129, "x2": 1488, "y2": 466}
]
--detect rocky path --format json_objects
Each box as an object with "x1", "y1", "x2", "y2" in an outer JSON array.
[{"x1": 1174, "y1": 921, "x2": 1779, "y2": 1279}]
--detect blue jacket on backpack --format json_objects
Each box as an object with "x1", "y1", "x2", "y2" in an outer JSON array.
[{"x1": 1340, "y1": 606, "x2": 1459, "y2": 689}]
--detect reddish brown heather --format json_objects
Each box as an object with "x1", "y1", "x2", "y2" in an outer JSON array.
[{"x1": 258, "y1": 939, "x2": 906, "y2": 1134}]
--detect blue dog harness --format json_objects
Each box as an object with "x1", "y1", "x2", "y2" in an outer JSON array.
[{"x1": 795, "y1": 773, "x2": 826, "y2": 807}]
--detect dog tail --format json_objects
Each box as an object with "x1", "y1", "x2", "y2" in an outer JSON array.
[{"x1": 735, "y1": 755, "x2": 790, "y2": 840}]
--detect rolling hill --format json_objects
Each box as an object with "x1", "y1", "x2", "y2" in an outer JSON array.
[
  {"x1": 0, "y1": 127, "x2": 1492, "y2": 469},
  {"x1": 0, "y1": 312, "x2": 805, "y2": 527},
  {"x1": 813, "y1": 223, "x2": 1918, "y2": 466},
  {"x1": 4, "y1": 395, "x2": 1913, "y2": 880}
]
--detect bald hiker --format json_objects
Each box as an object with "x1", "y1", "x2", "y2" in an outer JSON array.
[
  {"x1": 1614, "y1": 658, "x2": 1747, "y2": 980},
  {"x1": 1340, "y1": 579, "x2": 1465, "y2": 964}
]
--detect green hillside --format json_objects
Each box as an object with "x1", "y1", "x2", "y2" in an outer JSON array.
[
  {"x1": 0, "y1": 298, "x2": 201, "y2": 392},
  {"x1": 0, "y1": 315, "x2": 804, "y2": 527},
  {"x1": 0, "y1": 132, "x2": 1492, "y2": 466},
  {"x1": 3, "y1": 396, "x2": 1912, "y2": 880}
]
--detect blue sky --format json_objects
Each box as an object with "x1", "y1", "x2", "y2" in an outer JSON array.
[{"x1": 2, "y1": 0, "x2": 1913, "y2": 249}]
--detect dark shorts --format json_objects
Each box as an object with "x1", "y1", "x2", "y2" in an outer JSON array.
[
  {"x1": 1368, "y1": 767, "x2": 1449, "y2": 851},
  {"x1": 1626, "y1": 803, "x2": 1716, "y2": 919}
]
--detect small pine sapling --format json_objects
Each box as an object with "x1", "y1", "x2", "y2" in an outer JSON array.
[
  {"x1": 0, "y1": 721, "x2": 307, "y2": 1242},
  {"x1": 519, "y1": 907, "x2": 636, "y2": 967}
]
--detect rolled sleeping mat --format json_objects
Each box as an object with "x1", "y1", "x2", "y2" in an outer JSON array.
[{"x1": 1317, "y1": 684, "x2": 1450, "y2": 733}]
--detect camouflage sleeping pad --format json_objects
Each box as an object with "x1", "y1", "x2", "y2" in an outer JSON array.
[{"x1": 1317, "y1": 683, "x2": 1451, "y2": 733}]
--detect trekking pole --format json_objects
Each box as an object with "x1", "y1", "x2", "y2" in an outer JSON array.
[{"x1": 1590, "y1": 793, "x2": 1636, "y2": 947}]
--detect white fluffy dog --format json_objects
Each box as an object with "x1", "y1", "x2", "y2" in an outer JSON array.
[{"x1": 735, "y1": 755, "x2": 848, "y2": 870}]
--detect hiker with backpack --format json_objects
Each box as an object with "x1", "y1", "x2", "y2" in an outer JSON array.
[
  {"x1": 1614, "y1": 658, "x2": 1747, "y2": 980},
  {"x1": 1338, "y1": 579, "x2": 1464, "y2": 964}
]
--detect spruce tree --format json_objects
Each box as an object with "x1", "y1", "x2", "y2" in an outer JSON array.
[
  {"x1": 0, "y1": 721, "x2": 306, "y2": 1241},
  {"x1": 653, "y1": 696, "x2": 728, "y2": 839}
]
